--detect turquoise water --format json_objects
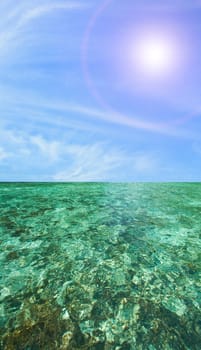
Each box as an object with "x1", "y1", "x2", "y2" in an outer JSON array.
[{"x1": 0, "y1": 183, "x2": 201, "y2": 349}]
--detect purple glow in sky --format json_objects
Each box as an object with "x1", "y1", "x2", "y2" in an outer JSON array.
[{"x1": 83, "y1": 0, "x2": 192, "y2": 130}]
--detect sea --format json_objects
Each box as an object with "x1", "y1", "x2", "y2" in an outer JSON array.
[{"x1": 0, "y1": 183, "x2": 201, "y2": 349}]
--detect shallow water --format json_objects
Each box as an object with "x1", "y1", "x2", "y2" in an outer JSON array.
[{"x1": 0, "y1": 183, "x2": 201, "y2": 349}]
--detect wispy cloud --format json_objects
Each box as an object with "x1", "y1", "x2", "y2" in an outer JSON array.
[
  {"x1": 53, "y1": 144, "x2": 161, "y2": 181},
  {"x1": 0, "y1": 130, "x2": 64, "y2": 164},
  {"x1": 53, "y1": 143, "x2": 127, "y2": 181},
  {"x1": 30, "y1": 135, "x2": 62, "y2": 162},
  {"x1": 0, "y1": 1, "x2": 86, "y2": 55},
  {"x1": 1, "y1": 84, "x2": 195, "y2": 137},
  {"x1": 21, "y1": 98, "x2": 201, "y2": 138},
  {"x1": 18, "y1": 1, "x2": 86, "y2": 26},
  {"x1": 0, "y1": 147, "x2": 11, "y2": 161},
  {"x1": 1, "y1": 85, "x2": 199, "y2": 139},
  {"x1": 0, "y1": 127, "x2": 170, "y2": 181},
  {"x1": 0, "y1": 127, "x2": 129, "y2": 180}
]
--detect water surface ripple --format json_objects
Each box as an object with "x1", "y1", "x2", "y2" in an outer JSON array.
[{"x1": 0, "y1": 183, "x2": 201, "y2": 349}]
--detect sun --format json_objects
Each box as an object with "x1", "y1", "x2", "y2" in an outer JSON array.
[
  {"x1": 133, "y1": 35, "x2": 175, "y2": 78},
  {"x1": 140, "y1": 40, "x2": 171, "y2": 71}
]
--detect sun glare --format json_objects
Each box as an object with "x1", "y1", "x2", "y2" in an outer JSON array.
[{"x1": 133, "y1": 35, "x2": 176, "y2": 78}]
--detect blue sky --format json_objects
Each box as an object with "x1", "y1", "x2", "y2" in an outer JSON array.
[{"x1": 1, "y1": 0, "x2": 201, "y2": 181}]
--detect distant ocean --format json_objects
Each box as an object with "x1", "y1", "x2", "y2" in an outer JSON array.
[{"x1": 0, "y1": 183, "x2": 201, "y2": 349}]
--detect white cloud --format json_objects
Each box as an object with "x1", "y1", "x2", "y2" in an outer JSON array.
[
  {"x1": 0, "y1": 126, "x2": 162, "y2": 180},
  {"x1": 0, "y1": 84, "x2": 198, "y2": 139},
  {"x1": 53, "y1": 145, "x2": 161, "y2": 181},
  {"x1": 53, "y1": 143, "x2": 127, "y2": 181},
  {"x1": 0, "y1": 1, "x2": 87, "y2": 54},
  {"x1": 0, "y1": 147, "x2": 10, "y2": 161},
  {"x1": 17, "y1": 1, "x2": 87, "y2": 27},
  {"x1": 34, "y1": 99, "x2": 199, "y2": 138},
  {"x1": 4, "y1": 91, "x2": 188, "y2": 136},
  {"x1": 30, "y1": 135, "x2": 62, "y2": 162},
  {"x1": 0, "y1": 128, "x2": 63, "y2": 162},
  {"x1": 1, "y1": 129, "x2": 25, "y2": 145},
  {"x1": 0, "y1": 129, "x2": 63, "y2": 162},
  {"x1": 0, "y1": 128, "x2": 32, "y2": 161}
]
